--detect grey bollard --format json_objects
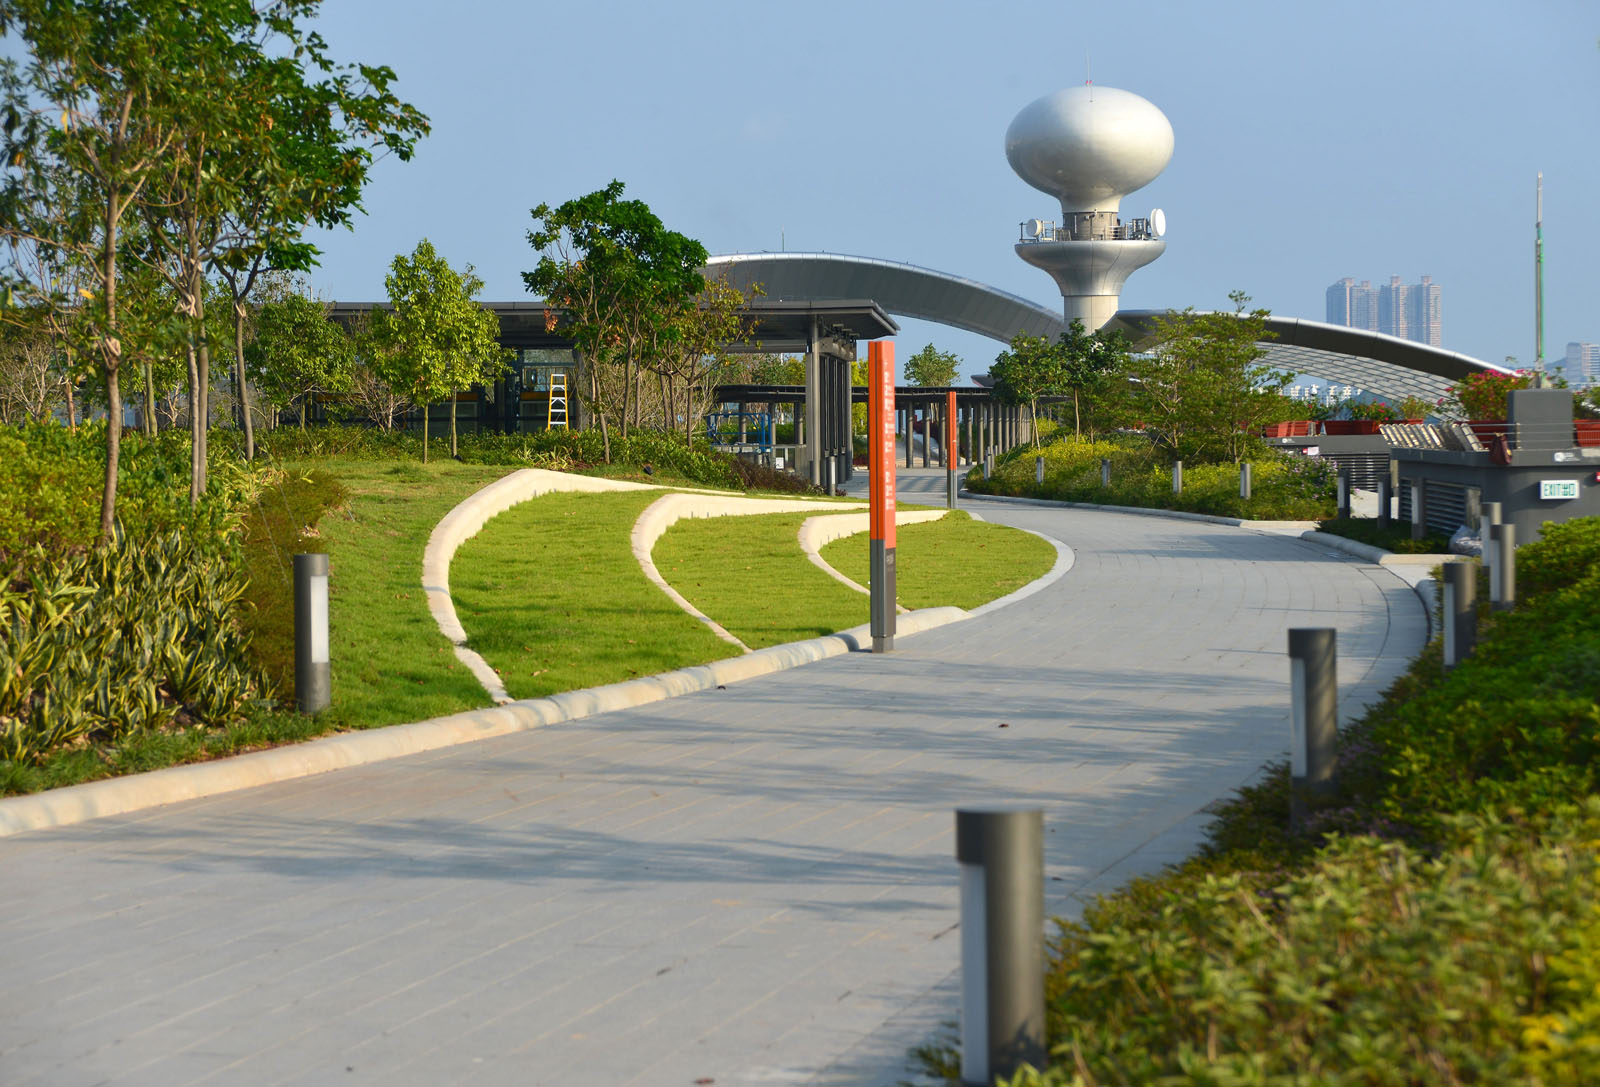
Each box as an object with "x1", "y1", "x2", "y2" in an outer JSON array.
[
  {"x1": 984, "y1": 453, "x2": 994, "y2": 480},
  {"x1": 1410, "y1": 482, "x2": 1425, "y2": 542},
  {"x1": 1100, "y1": 458, "x2": 1111, "y2": 488},
  {"x1": 1171, "y1": 460, "x2": 1183, "y2": 494},
  {"x1": 1491, "y1": 523, "x2": 1516, "y2": 611},
  {"x1": 1034, "y1": 456, "x2": 1044, "y2": 485},
  {"x1": 1376, "y1": 477, "x2": 1392, "y2": 528},
  {"x1": 1442, "y1": 561, "x2": 1477, "y2": 671},
  {"x1": 1287, "y1": 628, "x2": 1338, "y2": 830},
  {"x1": 956, "y1": 807, "x2": 1045, "y2": 1087},
  {"x1": 1482, "y1": 502, "x2": 1503, "y2": 605},
  {"x1": 294, "y1": 552, "x2": 331, "y2": 714},
  {"x1": 1239, "y1": 462, "x2": 1252, "y2": 501},
  {"x1": 1336, "y1": 468, "x2": 1351, "y2": 519}
]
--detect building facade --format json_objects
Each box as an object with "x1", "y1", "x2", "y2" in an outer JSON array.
[
  {"x1": 1566, "y1": 341, "x2": 1600, "y2": 387},
  {"x1": 1327, "y1": 274, "x2": 1440, "y2": 346}
]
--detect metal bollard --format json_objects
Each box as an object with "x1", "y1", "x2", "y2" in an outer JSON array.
[
  {"x1": 1491, "y1": 522, "x2": 1516, "y2": 611},
  {"x1": 1442, "y1": 561, "x2": 1476, "y2": 671},
  {"x1": 1239, "y1": 462, "x2": 1252, "y2": 501},
  {"x1": 1409, "y1": 482, "x2": 1425, "y2": 542},
  {"x1": 294, "y1": 552, "x2": 331, "y2": 714},
  {"x1": 1100, "y1": 458, "x2": 1111, "y2": 488},
  {"x1": 1376, "y1": 477, "x2": 1392, "y2": 528},
  {"x1": 1287, "y1": 628, "x2": 1337, "y2": 830},
  {"x1": 1336, "y1": 468, "x2": 1350, "y2": 519},
  {"x1": 1034, "y1": 456, "x2": 1044, "y2": 485},
  {"x1": 1482, "y1": 502, "x2": 1502, "y2": 605},
  {"x1": 984, "y1": 453, "x2": 994, "y2": 480},
  {"x1": 956, "y1": 806, "x2": 1045, "y2": 1087},
  {"x1": 1171, "y1": 460, "x2": 1183, "y2": 494}
]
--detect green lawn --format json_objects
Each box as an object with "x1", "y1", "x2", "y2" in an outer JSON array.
[
  {"x1": 296, "y1": 458, "x2": 517, "y2": 727},
  {"x1": 653, "y1": 512, "x2": 871, "y2": 647},
  {"x1": 819, "y1": 511, "x2": 1058, "y2": 609},
  {"x1": 449, "y1": 490, "x2": 743, "y2": 698}
]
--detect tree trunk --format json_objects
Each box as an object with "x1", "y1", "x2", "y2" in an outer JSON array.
[
  {"x1": 64, "y1": 368, "x2": 76, "y2": 433},
  {"x1": 620, "y1": 349, "x2": 633, "y2": 438},
  {"x1": 1073, "y1": 390, "x2": 1081, "y2": 440},
  {"x1": 186, "y1": 335, "x2": 201, "y2": 502},
  {"x1": 233, "y1": 302, "x2": 254, "y2": 461},
  {"x1": 142, "y1": 355, "x2": 156, "y2": 437},
  {"x1": 449, "y1": 388, "x2": 458, "y2": 457},
  {"x1": 422, "y1": 404, "x2": 430, "y2": 464},
  {"x1": 298, "y1": 396, "x2": 306, "y2": 430},
  {"x1": 101, "y1": 364, "x2": 122, "y2": 545}
]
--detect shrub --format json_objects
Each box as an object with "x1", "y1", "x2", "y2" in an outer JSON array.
[
  {"x1": 0, "y1": 527, "x2": 268, "y2": 764},
  {"x1": 967, "y1": 437, "x2": 1336, "y2": 520},
  {"x1": 1004, "y1": 804, "x2": 1600, "y2": 1087}
]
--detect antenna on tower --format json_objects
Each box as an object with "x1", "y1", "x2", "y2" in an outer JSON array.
[{"x1": 1535, "y1": 173, "x2": 1544, "y2": 372}]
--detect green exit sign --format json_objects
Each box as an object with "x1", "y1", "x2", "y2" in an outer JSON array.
[{"x1": 1540, "y1": 479, "x2": 1579, "y2": 500}]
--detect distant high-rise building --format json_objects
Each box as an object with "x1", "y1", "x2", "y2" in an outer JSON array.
[
  {"x1": 1325, "y1": 277, "x2": 1377, "y2": 330},
  {"x1": 1378, "y1": 275, "x2": 1411, "y2": 340},
  {"x1": 1326, "y1": 274, "x2": 1440, "y2": 346},
  {"x1": 1410, "y1": 275, "x2": 1442, "y2": 347},
  {"x1": 1567, "y1": 342, "x2": 1600, "y2": 386}
]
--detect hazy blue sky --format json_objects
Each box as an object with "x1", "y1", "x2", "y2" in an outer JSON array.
[{"x1": 303, "y1": 0, "x2": 1598, "y2": 383}]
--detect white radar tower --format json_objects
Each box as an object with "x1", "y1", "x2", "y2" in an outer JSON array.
[{"x1": 1007, "y1": 84, "x2": 1172, "y2": 331}]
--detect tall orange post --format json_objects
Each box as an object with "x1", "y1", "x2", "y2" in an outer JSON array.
[
  {"x1": 869, "y1": 341, "x2": 897, "y2": 652},
  {"x1": 946, "y1": 389, "x2": 959, "y2": 508}
]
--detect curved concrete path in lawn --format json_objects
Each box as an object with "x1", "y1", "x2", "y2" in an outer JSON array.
[{"x1": 0, "y1": 468, "x2": 1429, "y2": 1087}]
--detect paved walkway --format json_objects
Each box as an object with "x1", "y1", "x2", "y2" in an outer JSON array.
[{"x1": 0, "y1": 470, "x2": 1429, "y2": 1087}]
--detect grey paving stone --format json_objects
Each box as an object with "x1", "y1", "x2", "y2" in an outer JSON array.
[{"x1": 0, "y1": 479, "x2": 1428, "y2": 1086}]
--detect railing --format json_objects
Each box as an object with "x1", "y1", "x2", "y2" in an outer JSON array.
[{"x1": 1017, "y1": 217, "x2": 1160, "y2": 243}]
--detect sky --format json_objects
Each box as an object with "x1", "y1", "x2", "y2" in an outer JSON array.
[{"x1": 301, "y1": 0, "x2": 1599, "y2": 385}]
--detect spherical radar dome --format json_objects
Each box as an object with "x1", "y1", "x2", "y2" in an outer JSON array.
[{"x1": 1005, "y1": 85, "x2": 1173, "y2": 214}]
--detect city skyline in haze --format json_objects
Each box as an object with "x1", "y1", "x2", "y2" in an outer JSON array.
[{"x1": 296, "y1": 0, "x2": 1596, "y2": 383}]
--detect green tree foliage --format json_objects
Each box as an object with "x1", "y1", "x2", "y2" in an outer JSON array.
[
  {"x1": 904, "y1": 343, "x2": 960, "y2": 387},
  {"x1": 374, "y1": 239, "x2": 507, "y2": 462},
  {"x1": 1119, "y1": 292, "x2": 1288, "y2": 463},
  {"x1": 0, "y1": 0, "x2": 427, "y2": 533},
  {"x1": 990, "y1": 333, "x2": 1064, "y2": 447},
  {"x1": 247, "y1": 288, "x2": 354, "y2": 430},
  {"x1": 524, "y1": 180, "x2": 709, "y2": 461}
]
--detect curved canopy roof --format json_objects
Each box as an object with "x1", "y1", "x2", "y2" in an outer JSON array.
[
  {"x1": 705, "y1": 252, "x2": 1062, "y2": 344},
  {"x1": 706, "y1": 252, "x2": 1511, "y2": 403},
  {"x1": 1105, "y1": 312, "x2": 1516, "y2": 404}
]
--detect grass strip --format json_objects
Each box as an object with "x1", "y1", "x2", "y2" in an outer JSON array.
[
  {"x1": 653, "y1": 512, "x2": 868, "y2": 647},
  {"x1": 818, "y1": 511, "x2": 1057, "y2": 610},
  {"x1": 450, "y1": 490, "x2": 743, "y2": 699}
]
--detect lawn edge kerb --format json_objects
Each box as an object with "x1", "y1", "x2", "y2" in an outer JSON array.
[{"x1": 0, "y1": 606, "x2": 969, "y2": 838}]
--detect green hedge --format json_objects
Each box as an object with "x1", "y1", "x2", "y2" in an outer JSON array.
[{"x1": 966, "y1": 436, "x2": 1336, "y2": 520}]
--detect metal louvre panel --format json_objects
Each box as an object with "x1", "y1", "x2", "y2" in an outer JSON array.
[{"x1": 1423, "y1": 480, "x2": 1469, "y2": 535}]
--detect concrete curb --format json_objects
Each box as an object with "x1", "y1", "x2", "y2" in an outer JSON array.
[
  {"x1": 0, "y1": 604, "x2": 972, "y2": 838},
  {"x1": 630, "y1": 492, "x2": 865, "y2": 650},
  {"x1": 422, "y1": 469, "x2": 660, "y2": 703},
  {"x1": 960, "y1": 490, "x2": 1319, "y2": 534},
  {"x1": 796, "y1": 509, "x2": 950, "y2": 602}
]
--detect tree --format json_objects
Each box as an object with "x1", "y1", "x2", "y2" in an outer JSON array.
[
  {"x1": 0, "y1": 314, "x2": 64, "y2": 423},
  {"x1": 524, "y1": 180, "x2": 708, "y2": 461},
  {"x1": 643, "y1": 274, "x2": 758, "y2": 443},
  {"x1": 374, "y1": 239, "x2": 506, "y2": 462},
  {"x1": 1121, "y1": 291, "x2": 1286, "y2": 463},
  {"x1": 904, "y1": 344, "x2": 960, "y2": 387},
  {"x1": 0, "y1": 1, "x2": 191, "y2": 541},
  {"x1": 0, "y1": 1, "x2": 427, "y2": 532},
  {"x1": 990, "y1": 332, "x2": 1065, "y2": 446},
  {"x1": 247, "y1": 288, "x2": 354, "y2": 429},
  {"x1": 1056, "y1": 319, "x2": 1130, "y2": 439}
]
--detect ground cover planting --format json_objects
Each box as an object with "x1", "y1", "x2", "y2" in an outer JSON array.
[
  {"x1": 448, "y1": 490, "x2": 744, "y2": 698},
  {"x1": 916, "y1": 517, "x2": 1600, "y2": 1086},
  {"x1": 818, "y1": 511, "x2": 1058, "y2": 610},
  {"x1": 967, "y1": 435, "x2": 1337, "y2": 520},
  {"x1": 1314, "y1": 514, "x2": 1453, "y2": 554}
]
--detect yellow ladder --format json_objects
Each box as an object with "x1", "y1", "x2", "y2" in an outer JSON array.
[{"x1": 547, "y1": 372, "x2": 568, "y2": 429}]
